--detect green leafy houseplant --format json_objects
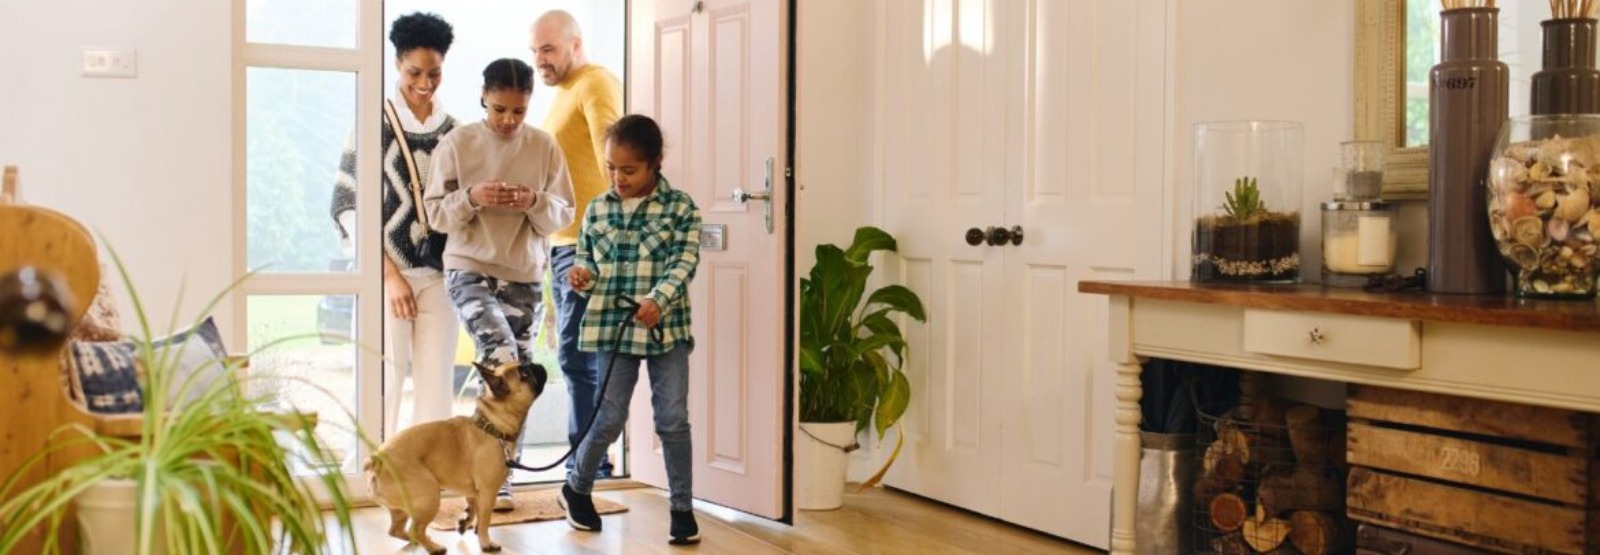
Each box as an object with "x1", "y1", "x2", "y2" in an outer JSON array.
[
  {"x1": 799, "y1": 226, "x2": 927, "y2": 486},
  {"x1": 0, "y1": 249, "x2": 360, "y2": 554},
  {"x1": 1222, "y1": 176, "x2": 1267, "y2": 222}
]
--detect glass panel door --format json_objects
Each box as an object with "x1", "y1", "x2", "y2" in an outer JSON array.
[{"x1": 236, "y1": 0, "x2": 383, "y2": 496}]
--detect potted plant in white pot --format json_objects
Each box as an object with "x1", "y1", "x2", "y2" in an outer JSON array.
[
  {"x1": 798, "y1": 226, "x2": 926, "y2": 510},
  {"x1": 0, "y1": 252, "x2": 361, "y2": 555}
]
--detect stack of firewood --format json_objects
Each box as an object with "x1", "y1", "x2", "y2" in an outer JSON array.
[{"x1": 1194, "y1": 400, "x2": 1353, "y2": 555}]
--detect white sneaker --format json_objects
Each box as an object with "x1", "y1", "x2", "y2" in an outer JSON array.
[{"x1": 494, "y1": 485, "x2": 515, "y2": 512}]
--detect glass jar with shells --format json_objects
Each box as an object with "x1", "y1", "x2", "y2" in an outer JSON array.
[{"x1": 1488, "y1": 114, "x2": 1600, "y2": 299}]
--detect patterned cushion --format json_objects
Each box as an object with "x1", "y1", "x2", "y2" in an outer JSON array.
[
  {"x1": 68, "y1": 340, "x2": 143, "y2": 414},
  {"x1": 68, "y1": 317, "x2": 233, "y2": 414},
  {"x1": 60, "y1": 279, "x2": 123, "y2": 405}
]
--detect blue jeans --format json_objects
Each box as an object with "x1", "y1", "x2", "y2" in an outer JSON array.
[
  {"x1": 551, "y1": 246, "x2": 613, "y2": 476},
  {"x1": 568, "y1": 343, "x2": 694, "y2": 512}
]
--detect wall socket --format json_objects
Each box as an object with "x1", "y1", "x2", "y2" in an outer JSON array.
[{"x1": 81, "y1": 47, "x2": 137, "y2": 78}]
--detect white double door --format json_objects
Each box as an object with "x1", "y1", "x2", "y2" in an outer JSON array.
[{"x1": 877, "y1": 0, "x2": 1170, "y2": 548}]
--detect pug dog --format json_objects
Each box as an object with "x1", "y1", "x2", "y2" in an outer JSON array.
[{"x1": 366, "y1": 360, "x2": 547, "y2": 554}]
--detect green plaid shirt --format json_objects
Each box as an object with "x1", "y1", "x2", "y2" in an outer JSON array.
[{"x1": 576, "y1": 176, "x2": 702, "y2": 355}]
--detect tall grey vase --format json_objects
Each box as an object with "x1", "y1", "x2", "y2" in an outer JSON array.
[
  {"x1": 1428, "y1": 7, "x2": 1508, "y2": 294},
  {"x1": 1531, "y1": 18, "x2": 1600, "y2": 115}
]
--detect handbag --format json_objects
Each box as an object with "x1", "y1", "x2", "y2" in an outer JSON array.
[{"x1": 383, "y1": 99, "x2": 447, "y2": 270}]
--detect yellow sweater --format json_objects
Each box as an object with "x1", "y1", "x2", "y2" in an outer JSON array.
[{"x1": 543, "y1": 64, "x2": 623, "y2": 247}]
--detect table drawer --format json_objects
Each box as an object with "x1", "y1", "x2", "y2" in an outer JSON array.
[{"x1": 1242, "y1": 308, "x2": 1420, "y2": 370}]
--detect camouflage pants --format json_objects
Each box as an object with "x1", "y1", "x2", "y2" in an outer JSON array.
[{"x1": 445, "y1": 270, "x2": 543, "y2": 368}]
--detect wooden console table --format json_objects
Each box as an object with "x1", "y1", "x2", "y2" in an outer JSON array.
[{"x1": 1077, "y1": 281, "x2": 1600, "y2": 555}]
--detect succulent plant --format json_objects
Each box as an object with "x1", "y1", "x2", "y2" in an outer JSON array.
[{"x1": 1222, "y1": 176, "x2": 1268, "y2": 221}]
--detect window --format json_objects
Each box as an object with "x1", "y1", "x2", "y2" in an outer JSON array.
[{"x1": 236, "y1": 0, "x2": 383, "y2": 490}]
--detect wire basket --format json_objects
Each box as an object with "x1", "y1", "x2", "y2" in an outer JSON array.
[{"x1": 1191, "y1": 402, "x2": 1351, "y2": 554}]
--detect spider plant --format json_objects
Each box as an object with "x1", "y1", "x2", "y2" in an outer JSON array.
[{"x1": 0, "y1": 246, "x2": 362, "y2": 554}]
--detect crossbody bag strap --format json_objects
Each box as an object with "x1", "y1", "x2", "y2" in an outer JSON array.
[{"x1": 383, "y1": 99, "x2": 431, "y2": 231}]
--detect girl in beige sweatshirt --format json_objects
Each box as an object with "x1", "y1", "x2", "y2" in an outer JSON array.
[{"x1": 422, "y1": 57, "x2": 575, "y2": 510}]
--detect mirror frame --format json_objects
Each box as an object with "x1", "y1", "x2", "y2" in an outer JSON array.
[{"x1": 1355, "y1": 0, "x2": 1430, "y2": 200}]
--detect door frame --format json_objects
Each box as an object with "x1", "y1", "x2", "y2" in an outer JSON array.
[{"x1": 780, "y1": 0, "x2": 798, "y2": 525}]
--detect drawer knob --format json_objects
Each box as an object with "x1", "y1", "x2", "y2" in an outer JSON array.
[{"x1": 1308, "y1": 327, "x2": 1326, "y2": 345}]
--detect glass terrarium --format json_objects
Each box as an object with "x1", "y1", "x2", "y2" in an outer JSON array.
[
  {"x1": 1487, "y1": 115, "x2": 1600, "y2": 299},
  {"x1": 1192, "y1": 121, "x2": 1304, "y2": 283}
]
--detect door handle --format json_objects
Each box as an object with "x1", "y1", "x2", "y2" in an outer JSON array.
[
  {"x1": 730, "y1": 157, "x2": 775, "y2": 234},
  {"x1": 972, "y1": 225, "x2": 1024, "y2": 247},
  {"x1": 984, "y1": 226, "x2": 1011, "y2": 246},
  {"x1": 971, "y1": 226, "x2": 1024, "y2": 246},
  {"x1": 965, "y1": 227, "x2": 985, "y2": 246},
  {"x1": 731, "y1": 189, "x2": 770, "y2": 202}
]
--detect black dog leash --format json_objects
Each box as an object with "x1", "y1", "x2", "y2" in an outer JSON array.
[{"x1": 506, "y1": 294, "x2": 662, "y2": 472}]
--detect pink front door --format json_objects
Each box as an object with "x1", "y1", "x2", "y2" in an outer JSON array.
[{"x1": 626, "y1": 0, "x2": 788, "y2": 519}]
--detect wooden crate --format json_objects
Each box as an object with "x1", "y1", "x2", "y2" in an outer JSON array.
[
  {"x1": 1357, "y1": 523, "x2": 1496, "y2": 554},
  {"x1": 1346, "y1": 385, "x2": 1600, "y2": 555}
]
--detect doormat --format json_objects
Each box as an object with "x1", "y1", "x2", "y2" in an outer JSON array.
[{"x1": 429, "y1": 489, "x2": 629, "y2": 530}]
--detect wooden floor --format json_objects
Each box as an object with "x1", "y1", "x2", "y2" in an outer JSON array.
[{"x1": 337, "y1": 483, "x2": 1103, "y2": 554}]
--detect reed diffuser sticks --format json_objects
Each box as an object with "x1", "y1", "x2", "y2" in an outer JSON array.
[
  {"x1": 1443, "y1": 0, "x2": 1493, "y2": 10},
  {"x1": 1551, "y1": 0, "x2": 1597, "y2": 19}
]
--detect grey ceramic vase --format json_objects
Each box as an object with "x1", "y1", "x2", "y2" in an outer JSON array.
[
  {"x1": 1531, "y1": 18, "x2": 1600, "y2": 115},
  {"x1": 1429, "y1": 7, "x2": 1509, "y2": 294}
]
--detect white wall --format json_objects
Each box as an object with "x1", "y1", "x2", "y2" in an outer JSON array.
[
  {"x1": 1173, "y1": 1, "x2": 1432, "y2": 283},
  {"x1": 0, "y1": 0, "x2": 235, "y2": 338},
  {"x1": 794, "y1": 0, "x2": 878, "y2": 481},
  {"x1": 795, "y1": 0, "x2": 874, "y2": 274},
  {"x1": 1174, "y1": 0, "x2": 1356, "y2": 282}
]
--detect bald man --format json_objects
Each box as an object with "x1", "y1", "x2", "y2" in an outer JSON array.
[{"x1": 531, "y1": 9, "x2": 623, "y2": 486}]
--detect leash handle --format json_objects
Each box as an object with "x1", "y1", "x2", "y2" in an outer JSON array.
[{"x1": 612, "y1": 294, "x2": 665, "y2": 344}]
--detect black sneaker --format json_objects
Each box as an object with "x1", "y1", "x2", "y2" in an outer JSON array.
[
  {"x1": 668, "y1": 509, "x2": 700, "y2": 545},
  {"x1": 558, "y1": 484, "x2": 602, "y2": 531}
]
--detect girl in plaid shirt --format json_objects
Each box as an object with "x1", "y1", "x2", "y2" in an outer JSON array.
[{"x1": 559, "y1": 114, "x2": 703, "y2": 545}]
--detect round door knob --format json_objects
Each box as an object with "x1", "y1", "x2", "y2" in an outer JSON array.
[
  {"x1": 1008, "y1": 225, "x2": 1024, "y2": 246},
  {"x1": 965, "y1": 227, "x2": 985, "y2": 246},
  {"x1": 985, "y1": 226, "x2": 1012, "y2": 246}
]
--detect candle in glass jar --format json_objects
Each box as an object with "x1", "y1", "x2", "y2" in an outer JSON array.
[{"x1": 1321, "y1": 201, "x2": 1398, "y2": 287}]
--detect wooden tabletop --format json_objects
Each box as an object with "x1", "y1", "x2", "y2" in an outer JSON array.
[{"x1": 1077, "y1": 281, "x2": 1600, "y2": 333}]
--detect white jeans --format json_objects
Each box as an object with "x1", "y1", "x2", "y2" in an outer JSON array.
[{"x1": 384, "y1": 272, "x2": 460, "y2": 433}]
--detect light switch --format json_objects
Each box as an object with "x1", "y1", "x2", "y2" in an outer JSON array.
[{"x1": 81, "y1": 47, "x2": 137, "y2": 78}]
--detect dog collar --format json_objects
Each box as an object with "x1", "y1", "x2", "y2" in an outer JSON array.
[{"x1": 471, "y1": 412, "x2": 519, "y2": 443}]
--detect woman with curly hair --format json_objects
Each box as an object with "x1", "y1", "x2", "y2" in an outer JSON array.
[{"x1": 329, "y1": 12, "x2": 461, "y2": 435}]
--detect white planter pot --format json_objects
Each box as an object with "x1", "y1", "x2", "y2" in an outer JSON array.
[
  {"x1": 76, "y1": 479, "x2": 164, "y2": 555},
  {"x1": 796, "y1": 421, "x2": 857, "y2": 511}
]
